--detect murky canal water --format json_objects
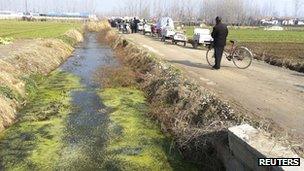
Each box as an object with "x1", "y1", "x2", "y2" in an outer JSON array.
[
  {"x1": 0, "y1": 33, "x2": 198, "y2": 170},
  {"x1": 56, "y1": 33, "x2": 116, "y2": 170}
]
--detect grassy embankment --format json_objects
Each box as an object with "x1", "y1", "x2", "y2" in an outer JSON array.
[
  {"x1": 0, "y1": 21, "x2": 83, "y2": 135},
  {"x1": 186, "y1": 26, "x2": 304, "y2": 71},
  {"x1": 0, "y1": 71, "x2": 82, "y2": 170}
]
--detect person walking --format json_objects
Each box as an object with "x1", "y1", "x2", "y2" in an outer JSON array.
[{"x1": 211, "y1": 16, "x2": 229, "y2": 70}]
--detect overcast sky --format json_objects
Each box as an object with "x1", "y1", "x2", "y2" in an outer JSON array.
[{"x1": 0, "y1": 0, "x2": 302, "y2": 17}]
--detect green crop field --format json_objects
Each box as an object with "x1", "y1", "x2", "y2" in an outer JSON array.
[
  {"x1": 185, "y1": 26, "x2": 304, "y2": 43},
  {"x1": 185, "y1": 26, "x2": 304, "y2": 72},
  {"x1": 0, "y1": 20, "x2": 82, "y2": 39},
  {"x1": 228, "y1": 28, "x2": 304, "y2": 43}
]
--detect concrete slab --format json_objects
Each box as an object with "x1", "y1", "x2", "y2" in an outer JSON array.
[{"x1": 228, "y1": 124, "x2": 304, "y2": 171}]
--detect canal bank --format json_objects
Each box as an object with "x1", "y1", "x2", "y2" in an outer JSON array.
[
  {"x1": 0, "y1": 32, "x2": 200, "y2": 170},
  {"x1": 0, "y1": 28, "x2": 83, "y2": 132}
]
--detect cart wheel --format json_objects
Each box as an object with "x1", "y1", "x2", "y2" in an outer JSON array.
[
  {"x1": 172, "y1": 40, "x2": 175, "y2": 44},
  {"x1": 183, "y1": 41, "x2": 187, "y2": 46},
  {"x1": 161, "y1": 36, "x2": 165, "y2": 42}
]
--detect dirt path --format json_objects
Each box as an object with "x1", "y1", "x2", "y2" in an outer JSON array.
[{"x1": 124, "y1": 33, "x2": 304, "y2": 137}]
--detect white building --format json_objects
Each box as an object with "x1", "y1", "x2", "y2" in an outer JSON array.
[{"x1": 0, "y1": 11, "x2": 23, "y2": 20}]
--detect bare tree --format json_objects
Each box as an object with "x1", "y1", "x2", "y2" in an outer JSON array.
[{"x1": 294, "y1": 0, "x2": 304, "y2": 17}]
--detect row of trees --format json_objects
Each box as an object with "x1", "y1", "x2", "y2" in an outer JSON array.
[
  {"x1": 0, "y1": 0, "x2": 303, "y2": 24},
  {"x1": 107, "y1": 0, "x2": 304, "y2": 25}
]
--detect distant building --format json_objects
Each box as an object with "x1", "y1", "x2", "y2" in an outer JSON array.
[
  {"x1": 298, "y1": 20, "x2": 304, "y2": 26},
  {"x1": 0, "y1": 11, "x2": 97, "y2": 21},
  {"x1": 260, "y1": 17, "x2": 279, "y2": 26},
  {"x1": 264, "y1": 26, "x2": 284, "y2": 31},
  {"x1": 260, "y1": 17, "x2": 304, "y2": 26},
  {"x1": 0, "y1": 11, "x2": 23, "y2": 19},
  {"x1": 282, "y1": 18, "x2": 296, "y2": 26}
]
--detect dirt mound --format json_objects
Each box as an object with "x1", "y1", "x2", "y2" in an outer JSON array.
[{"x1": 0, "y1": 29, "x2": 83, "y2": 131}]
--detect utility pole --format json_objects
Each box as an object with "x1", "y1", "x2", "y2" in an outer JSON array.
[{"x1": 25, "y1": 0, "x2": 28, "y2": 13}]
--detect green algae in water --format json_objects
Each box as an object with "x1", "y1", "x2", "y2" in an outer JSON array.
[
  {"x1": 100, "y1": 88, "x2": 199, "y2": 171},
  {"x1": 0, "y1": 71, "x2": 81, "y2": 171}
]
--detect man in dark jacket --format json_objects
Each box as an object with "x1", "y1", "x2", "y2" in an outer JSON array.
[
  {"x1": 134, "y1": 17, "x2": 140, "y2": 33},
  {"x1": 211, "y1": 16, "x2": 228, "y2": 70}
]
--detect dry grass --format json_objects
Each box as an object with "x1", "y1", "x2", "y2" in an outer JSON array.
[
  {"x1": 0, "y1": 29, "x2": 83, "y2": 132},
  {"x1": 64, "y1": 29, "x2": 84, "y2": 43},
  {"x1": 93, "y1": 66, "x2": 137, "y2": 88},
  {"x1": 86, "y1": 21, "x2": 112, "y2": 32}
]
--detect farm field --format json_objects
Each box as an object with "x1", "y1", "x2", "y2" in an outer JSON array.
[
  {"x1": 186, "y1": 26, "x2": 304, "y2": 72},
  {"x1": 0, "y1": 20, "x2": 82, "y2": 39},
  {"x1": 185, "y1": 26, "x2": 304, "y2": 43}
]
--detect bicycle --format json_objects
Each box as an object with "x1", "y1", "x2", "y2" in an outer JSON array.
[{"x1": 206, "y1": 40, "x2": 253, "y2": 69}]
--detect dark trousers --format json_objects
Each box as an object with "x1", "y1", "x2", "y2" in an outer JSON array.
[
  {"x1": 131, "y1": 27, "x2": 135, "y2": 33},
  {"x1": 214, "y1": 46, "x2": 224, "y2": 69}
]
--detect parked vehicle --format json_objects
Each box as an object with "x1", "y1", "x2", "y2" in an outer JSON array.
[
  {"x1": 118, "y1": 23, "x2": 124, "y2": 32},
  {"x1": 143, "y1": 24, "x2": 152, "y2": 35},
  {"x1": 157, "y1": 17, "x2": 174, "y2": 38},
  {"x1": 192, "y1": 28, "x2": 213, "y2": 49},
  {"x1": 138, "y1": 23, "x2": 144, "y2": 31},
  {"x1": 161, "y1": 27, "x2": 176, "y2": 41},
  {"x1": 151, "y1": 24, "x2": 157, "y2": 36},
  {"x1": 122, "y1": 23, "x2": 131, "y2": 34},
  {"x1": 172, "y1": 32, "x2": 187, "y2": 46}
]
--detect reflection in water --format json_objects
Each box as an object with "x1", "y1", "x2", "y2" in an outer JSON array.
[{"x1": 58, "y1": 33, "x2": 117, "y2": 169}]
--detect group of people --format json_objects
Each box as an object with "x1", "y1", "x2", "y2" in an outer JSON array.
[
  {"x1": 114, "y1": 16, "x2": 228, "y2": 70},
  {"x1": 129, "y1": 17, "x2": 141, "y2": 33}
]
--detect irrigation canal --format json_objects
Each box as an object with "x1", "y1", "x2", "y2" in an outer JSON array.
[{"x1": 0, "y1": 33, "x2": 199, "y2": 170}]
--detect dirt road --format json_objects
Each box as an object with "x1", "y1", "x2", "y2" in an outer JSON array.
[{"x1": 124, "y1": 33, "x2": 304, "y2": 137}]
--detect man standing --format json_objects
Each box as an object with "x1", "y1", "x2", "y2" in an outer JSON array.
[
  {"x1": 130, "y1": 19, "x2": 135, "y2": 33},
  {"x1": 211, "y1": 16, "x2": 228, "y2": 70},
  {"x1": 134, "y1": 17, "x2": 140, "y2": 33}
]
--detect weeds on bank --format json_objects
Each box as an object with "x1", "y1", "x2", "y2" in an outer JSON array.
[
  {"x1": 0, "y1": 71, "x2": 81, "y2": 170},
  {"x1": 94, "y1": 66, "x2": 137, "y2": 88},
  {"x1": 0, "y1": 85, "x2": 23, "y2": 102}
]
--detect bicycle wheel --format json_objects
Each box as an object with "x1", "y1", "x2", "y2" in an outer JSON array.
[
  {"x1": 206, "y1": 48, "x2": 215, "y2": 67},
  {"x1": 232, "y1": 46, "x2": 253, "y2": 69}
]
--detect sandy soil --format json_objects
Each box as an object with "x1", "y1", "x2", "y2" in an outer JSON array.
[{"x1": 124, "y1": 33, "x2": 304, "y2": 138}]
